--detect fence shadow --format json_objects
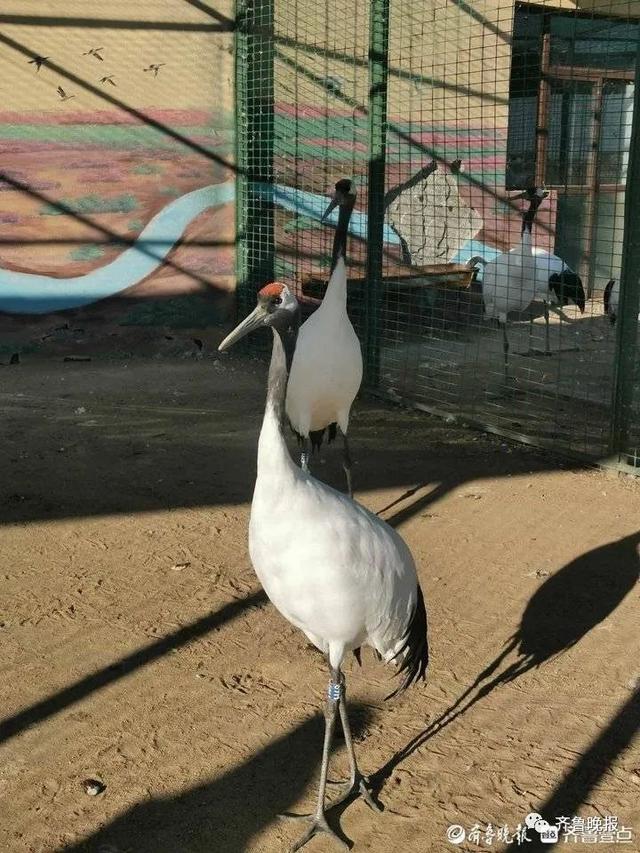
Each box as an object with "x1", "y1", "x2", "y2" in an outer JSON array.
[
  {"x1": 58, "y1": 706, "x2": 373, "y2": 853},
  {"x1": 0, "y1": 590, "x2": 267, "y2": 747},
  {"x1": 506, "y1": 684, "x2": 640, "y2": 851}
]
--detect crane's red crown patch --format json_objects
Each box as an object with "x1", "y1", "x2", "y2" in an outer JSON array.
[{"x1": 259, "y1": 282, "x2": 285, "y2": 299}]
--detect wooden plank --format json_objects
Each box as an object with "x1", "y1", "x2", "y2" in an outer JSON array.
[
  {"x1": 306, "y1": 260, "x2": 471, "y2": 280},
  {"x1": 302, "y1": 265, "x2": 474, "y2": 299},
  {"x1": 548, "y1": 65, "x2": 634, "y2": 82}
]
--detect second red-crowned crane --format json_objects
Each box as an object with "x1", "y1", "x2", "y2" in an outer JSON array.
[
  {"x1": 226, "y1": 178, "x2": 362, "y2": 496},
  {"x1": 285, "y1": 179, "x2": 363, "y2": 496}
]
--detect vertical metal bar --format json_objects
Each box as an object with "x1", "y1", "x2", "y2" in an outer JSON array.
[
  {"x1": 583, "y1": 79, "x2": 603, "y2": 297},
  {"x1": 535, "y1": 33, "x2": 550, "y2": 187},
  {"x1": 364, "y1": 0, "x2": 390, "y2": 387},
  {"x1": 235, "y1": 0, "x2": 249, "y2": 317},
  {"x1": 235, "y1": 0, "x2": 275, "y2": 318},
  {"x1": 610, "y1": 46, "x2": 640, "y2": 463}
]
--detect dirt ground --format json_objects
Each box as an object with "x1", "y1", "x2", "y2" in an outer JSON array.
[{"x1": 1, "y1": 345, "x2": 639, "y2": 853}]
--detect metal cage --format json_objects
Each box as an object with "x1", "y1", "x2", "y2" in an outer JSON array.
[{"x1": 235, "y1": 0, "x2": 640, "y2": 473}]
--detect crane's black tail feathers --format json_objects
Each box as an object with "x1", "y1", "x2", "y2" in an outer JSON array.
[
  {"x1": 549, "y1": 271, "x2": 585, "y2": 313},
  {"x1": 386, "y1": 585, "x2": 429, "y2": 700},
  {"x1": 603, "y1": 279, "x2": 617, "y2": 324},
  {"x1": 290, "y1": 421, "x2": 338, "y2": 451}
]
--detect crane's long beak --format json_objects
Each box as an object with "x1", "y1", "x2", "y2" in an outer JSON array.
[
  {"x1": 321, "y1": 194, "x2": 338, "y2": 222},
  {"x1": 218, "y1": 304, "x2": 267, "y2": 352}
]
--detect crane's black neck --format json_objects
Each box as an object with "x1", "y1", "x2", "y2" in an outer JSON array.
[
  {"x1": 521, "y1": 186, "x2": 545, "y2": 235},
  {"x1": 265, "y1": 320, "x2": 299, "y2": 422},
  {"x1": 330, "y1": 196, "x2": 356, "y2": 273}
]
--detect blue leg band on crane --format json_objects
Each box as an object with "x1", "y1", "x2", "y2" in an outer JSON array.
[{"x1": 327, "y1": 681, "x2": 342, "y2": 702}]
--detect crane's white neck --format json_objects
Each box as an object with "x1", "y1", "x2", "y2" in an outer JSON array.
[
  {"x1": 257, "y1": 328, "x2": 297, "y2": 481},
  {"x1": 520, "y1": 228, "x2": 533, "y2": 253},
  {"x1": 319, "y1": 257, "x2": 348, "y2": 315}
]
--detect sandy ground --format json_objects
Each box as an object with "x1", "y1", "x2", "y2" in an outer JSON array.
[{"x1": 1, "y1": 347, "x2": 639, "y2": 853}]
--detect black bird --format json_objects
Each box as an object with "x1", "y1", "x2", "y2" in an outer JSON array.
[
  {"x1": 549, "y1": 271, "x2": 586, "y2": 314},
  {"x1": 83, "y1": 47, "x2": 104, "y2": 61},
  {"x1": 99, "y1": 75, "x2": 116, "y2": 87},
  {"x1": 28, "y1": 55, "x2": 49, "y2": 72},
  {"x1": 56, "y1": 86, "x2": 75, "y2": 101},
  {"x1": 143, "y1": 63, "x2": 165, "y2": 78}
]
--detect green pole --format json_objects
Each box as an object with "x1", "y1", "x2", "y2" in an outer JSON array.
[
  {"x1": 235, "y1": 0, "x2": 275, "y2": 319},
  {"x1": 365, "y1": 0, "x2": 390, "y2": 387},
  {"x1": 610, "y1": 46, "x2": 640, "y2": 464}
]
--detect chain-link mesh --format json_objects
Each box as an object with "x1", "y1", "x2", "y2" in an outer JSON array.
[{"x1": 237, "y1": 0, "x2": 640, "y2": 473}]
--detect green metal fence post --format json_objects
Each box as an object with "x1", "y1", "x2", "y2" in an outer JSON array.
[
  {"x1": 610, "y1": 44, "x2": 640, "y2": 464},
  {"x1": 364, "y1": 0, "x2": 390, "y2": 387},
  {"x1": 235, "y1": 0, "x2": 275, "y2": 318}
]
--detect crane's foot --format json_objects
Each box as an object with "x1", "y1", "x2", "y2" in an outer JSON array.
[
  {"x1": 279, "y1": 812, "x2": 350, "y2": 852},
  {"x1": 326, "y1": 772, "x2": 382, "y2": 812}
]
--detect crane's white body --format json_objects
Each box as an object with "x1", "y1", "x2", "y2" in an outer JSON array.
[
  {"x1": 482, "y1": 230, "x2": 538, "y2": 322},
  {"x1": 251, "y1": 335, "x2": 417, "y2": 672},
  {"x1": 285, "y1": 257, "x2": 362, "y2": 436},
  {"x1": 603, "y1": 279, "x2": 640, "y2": 323},
  {"x1": 607, "y1": 278, "x2": 619, "y2": 320}
]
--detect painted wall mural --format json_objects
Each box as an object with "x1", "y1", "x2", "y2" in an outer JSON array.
[{"x1": 0, "y1": 1, "x2": 236, "y2": 342}]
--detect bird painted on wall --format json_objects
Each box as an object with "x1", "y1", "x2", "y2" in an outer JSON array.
[
  {"x1": 481, "y1": 190, "x2": 542, "y2": 386},
  {"x1": 27, "y1": 55, "x2": 49, "y2": 72},
  {"x1": 83, "y1": 47, "x2": 104, "y2": 61},
  {"x1": 56, "y1": 86, "x2": 75, "y2": 101},
  {"x1": 285, "y1": 179, "x2": 362, "y2": 496},
  {"x1": 99, "y1": 75, "x2": 117, "y2": 87},
  {"x1": 218, "y1": 285, "x2": 428, "y2": 852},
  {"x1": 143, "y1": 63, "x2": 166, "y2": 77}
]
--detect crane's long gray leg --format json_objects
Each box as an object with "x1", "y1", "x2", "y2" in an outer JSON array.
[
  {"x1": 281, "y1": 667, "x2": 349, "y2": 852},
  {"x1": 341, "y1": 432, "x2": 353, "y2": 498},
  {"x1": 502, "y1": 322, "x2": 510, "y2": 388},
  {"x1": 325, "y1": 673, "x2": 381, "y2": 812},
  {"x1": 300, "y1": 437, "x2": 310, "y2": 473},
  {"x1": 544, "y1": 302, "x2": 551, "y2": 355}
]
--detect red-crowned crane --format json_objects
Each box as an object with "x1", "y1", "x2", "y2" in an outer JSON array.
[
  {"x1": 512, "y1": 187, "x2": 585, "y2": 353},
  {"x1": 481, "y1": 191, "x2": 542, "y2": 386},
  {"x1": 218, "y1": 287, "x2": 428, "y2": 852},
  {"x1": 286, "y1": 179, "x2": 362, "y2": 496}
]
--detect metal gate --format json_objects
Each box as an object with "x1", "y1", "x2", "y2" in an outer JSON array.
[{"x1": 235, "y1": 0, "x2": 640, "y2": 473}]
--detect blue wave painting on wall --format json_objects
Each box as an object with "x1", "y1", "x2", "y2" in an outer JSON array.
[{"x1": 0, "y1": 181, "x2": 498, "y2": 314}]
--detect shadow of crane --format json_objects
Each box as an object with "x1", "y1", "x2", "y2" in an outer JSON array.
[{"x1": 371, "y1": 531, "x2": 640, "y2": 794}]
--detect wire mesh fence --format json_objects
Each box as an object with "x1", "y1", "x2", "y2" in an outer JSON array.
[{"x1": 236, "y1": 0, "x2": 640, "y2": 473}]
